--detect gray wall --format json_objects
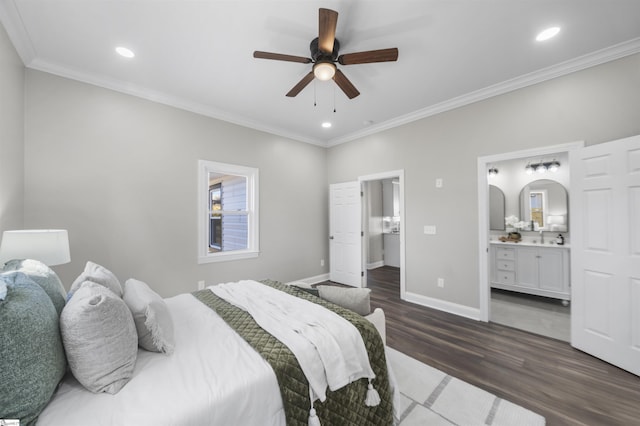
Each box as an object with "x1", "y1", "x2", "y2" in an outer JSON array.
[
  {"x1": 0, "y1": 23, "x2": 24, "y2": 232},
  {"x1": 327, "y1": 53, "x2": 640, "y2": 309},
  {"x1": 24, "y1": 70, "x2": 328, "y2": 296}
]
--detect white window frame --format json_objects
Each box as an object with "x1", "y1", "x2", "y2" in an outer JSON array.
[{"x1": 197, "y1": 160, "x2": 259, "y2": 263}]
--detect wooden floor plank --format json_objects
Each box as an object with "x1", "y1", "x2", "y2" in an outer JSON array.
[{"x1": 319, "y1": 266, "x2": 640, "y2": 426}]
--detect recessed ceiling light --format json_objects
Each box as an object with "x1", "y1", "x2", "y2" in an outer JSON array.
[
  {"x1": 115, "y1": 46, "x2": 135, "y2": 58},
  {"x1": 536, "y1": 27, "x2": 560, "y2": 42},
  {"x1": 321, "y1": 122, "x2": 332, "y2": 128}
]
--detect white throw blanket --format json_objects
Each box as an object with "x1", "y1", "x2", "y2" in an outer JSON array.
[{"x1": 210, "y1": 280, "x2": 378, "y2": 405}]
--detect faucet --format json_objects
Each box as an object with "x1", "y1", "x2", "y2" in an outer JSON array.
[{"x1": 539, "y1": 229, "x2": 544, "y2": 244}]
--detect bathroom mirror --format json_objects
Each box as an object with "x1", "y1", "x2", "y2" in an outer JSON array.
[
  {"x1": 519, "y1": 179, "x2": 568, "y2": 231},
  {"x1": 489, "y1": 185, "x2": 505, "y2": 230}
]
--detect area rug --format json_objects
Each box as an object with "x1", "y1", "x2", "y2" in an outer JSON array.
[{"x1": 387, "y1": 347, "x2": 546, "y2": 426}]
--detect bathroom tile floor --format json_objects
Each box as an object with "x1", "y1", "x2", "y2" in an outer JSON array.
[{"x1": 490, "y1": 289, "x2": 570, "y2": 342}]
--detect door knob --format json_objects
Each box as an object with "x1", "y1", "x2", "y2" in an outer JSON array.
[{"x1": 329, "y1": 236, "x2": 334, "y2": 240}]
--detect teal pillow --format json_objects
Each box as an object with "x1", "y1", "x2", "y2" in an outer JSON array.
[
  {"x1": 3, "y1": 259, "x2": 67, "y2": 316},
  {"x1": 0, "y1": 272, "x2": 67, "y2": 425}
]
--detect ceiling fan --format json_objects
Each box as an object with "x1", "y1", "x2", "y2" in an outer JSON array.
[{"x1": 253, "y1": 8, "x2": 399, "y2": 99}]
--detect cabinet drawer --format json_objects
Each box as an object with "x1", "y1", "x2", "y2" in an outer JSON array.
[
  {"x1": 497, "y1": 271, "x2": 515, "y2": 285},
  {"x1": 496, "y1": 248, "x2": 515, "y2": 260},
  {"x1": 496, "y1": 260, "x2": 515, "y2": 271}
]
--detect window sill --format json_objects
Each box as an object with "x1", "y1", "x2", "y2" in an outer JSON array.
[{"x1": 198, "y1": 250, "x2": 259, "y2": 264}]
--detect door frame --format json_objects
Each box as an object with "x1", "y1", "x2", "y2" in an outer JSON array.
[
  {"x1": 359, "y1": 170, "x2": 406, "y2": 298},
  {"x1": 477, "y1": 142, "x2": 583, "y2": 322}
]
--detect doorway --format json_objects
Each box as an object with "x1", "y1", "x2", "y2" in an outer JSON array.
[
  {"x1": 477, "y1": 142, "x2": 581, "y2": 339},
  {"x1": 359, "y1": 170, "x2": 406, "y2": 298}
]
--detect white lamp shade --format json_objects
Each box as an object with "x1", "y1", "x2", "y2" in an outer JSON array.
[{"x1": 0, "y1": 229, "x2": 70, "y2": 266}]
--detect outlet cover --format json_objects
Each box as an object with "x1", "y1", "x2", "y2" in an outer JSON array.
[
  {"x1": 437, "y1": 278, "x2": 444, "y2": 288},
  {"x1": 424, "y1": 225, "x2": 437, "y2": 235}
]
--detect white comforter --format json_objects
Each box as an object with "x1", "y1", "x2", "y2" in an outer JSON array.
[{"x1": 37, "y1": 293, "x2": 286, "y2": 426}]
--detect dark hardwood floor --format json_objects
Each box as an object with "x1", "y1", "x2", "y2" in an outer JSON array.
[{"x1": 321, "y1": 266, "x2": 640, "y2": 426}]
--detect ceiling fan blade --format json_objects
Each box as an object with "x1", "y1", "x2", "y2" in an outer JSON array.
[
  {"x1": 333, "y1": 69, "x2": 360, "y2": 99},
  {"x1": 253, "y1": 51, "x2": 312, "y2": 64},
  {"x1": 286, "y1": 72, "x2": 315, "y2": 97},
  {"x1": 338, "y1": 48, "x2": 399, "y2": 65},
  {"x1": 318, "y1": 8, "x2": 338, "y2": 54}
]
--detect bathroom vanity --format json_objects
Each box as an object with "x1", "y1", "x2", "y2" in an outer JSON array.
[{"x1": 490, "y1": 241, "x2": 570, "y2": 305}]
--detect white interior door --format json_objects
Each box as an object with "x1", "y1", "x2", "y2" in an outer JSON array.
[
  {"x1": 329, "y1": 182, "x2": 362, "y2": 287},
  {"x1": 570, "y1": 134, "x2": 640, "y2": 376}
]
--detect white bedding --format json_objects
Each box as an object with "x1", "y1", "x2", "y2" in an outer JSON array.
[{"x1": 37, "y1": 293, "x2": 286, "y2": 426}]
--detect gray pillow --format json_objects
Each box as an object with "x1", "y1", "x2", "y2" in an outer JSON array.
[
  {"x1": 60, "y1": 282, "x2": 137, "y2": 394},
  {"x1": 317, "y1": 285, "x2": 371, "y2": 316},
  {"x1": 68, "y1": 261, "x2": 123, "y2": 299},
  {"x1": 0, "y1": 271, "x2": 67, "y2": 425},
  {"x1": 3, "y1": 258, "x2": 67, "y2": 315},
  {"x1": 123, "y1": 278, "x2": 175, "y2": 354}
]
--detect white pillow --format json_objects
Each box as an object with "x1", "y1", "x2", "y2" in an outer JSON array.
[
  {"x1": 60, "y1": 282, "x2": 137, "y2": 394},
  {"x1": 317, "y1": 285, "x2": 371, "y2": 316},
  {"x1": 123, "y1": 278, "x2": 175, "y2": 354},
  {"x1": 68, "y1": 261, "x2": 123, "y2": 299}
]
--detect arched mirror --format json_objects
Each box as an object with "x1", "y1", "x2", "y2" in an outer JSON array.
[
  {"x1": 519, "y1": 179, "x2": 568, "y2": 231},
  {"x1": 489, "y1": 185, "x2": 505, "y2": 230}
]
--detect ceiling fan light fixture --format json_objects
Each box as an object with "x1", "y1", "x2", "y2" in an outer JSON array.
[{"x1": 313, "y1": 61, "x2": 336, "y2": 81}]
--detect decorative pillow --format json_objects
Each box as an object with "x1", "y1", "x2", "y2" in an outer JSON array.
[
  {"x1": 3, "y1": 258, "x2": 67, "y2": 315},
  {"x1": 68, "y1": 261, "x2": 123, "y2": 299},
  {"x1": 316, "y1": 285, "x2": 371, "y2": 316},
  {"x1": 0, "y1": 271, "x2": 67, "y2": 425},
  {"x1": 60, "y1": 282, "x2": 137, "y2": 394},
  {"x1": 123, "y1": 278, "x2": 175, "y2": 354}
]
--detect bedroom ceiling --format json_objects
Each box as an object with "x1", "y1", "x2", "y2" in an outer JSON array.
[{"x1": 1, "y1": 1, "x2": 640, "y2": 147}]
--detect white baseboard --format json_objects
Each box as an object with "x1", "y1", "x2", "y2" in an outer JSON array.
[
  {"x1": 403, "y1": 291, "x2": 481, "y2": 321},
  {"x1": 367, "y1": 261, "x2": 385, "y2": 270},
  {"x1": 286, "y1": 273, "x2": 329, "y2": 286}
]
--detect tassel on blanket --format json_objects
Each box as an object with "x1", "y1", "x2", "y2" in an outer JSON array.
[
  {"x1": 365, "y1": 379, "x2": 381, "y2": 407},
  {"x1": 308, "y1": 408, "x2": 321, "y2": 426},
  {"x1": 308, "y1": 384, "x2": 321, "y2": 426}
]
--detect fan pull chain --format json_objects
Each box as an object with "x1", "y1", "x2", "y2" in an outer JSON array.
[
  {"x1": 313, "y1": 80, "x2": 317, "y2": 107},
  {"x1": 333, "y1": 85, "x2": 336, "y2": 113}
]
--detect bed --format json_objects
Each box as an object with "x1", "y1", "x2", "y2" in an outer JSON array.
[{"x1": 0, "y1": 260, "x2": 397, "y2": 426}]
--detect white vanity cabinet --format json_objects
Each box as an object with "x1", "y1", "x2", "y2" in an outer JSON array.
[{"x1": 490, "y1": 243, "x2": 570, "y2": 303}]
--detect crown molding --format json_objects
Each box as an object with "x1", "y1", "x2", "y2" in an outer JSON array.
[
  {"x1": 0, "y1": 0, "x2": 36, "y2": 65},
  {"x1": 27, "y1": 57, "x2": 326, "y2": 147},
  {"x1": 327, "y1": 37, "x2": 640, "y2": 147}
]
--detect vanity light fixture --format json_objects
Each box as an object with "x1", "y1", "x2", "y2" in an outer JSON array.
[
  {"x1": 488, "y1": 167, "x2": 499, "y2": 177},
  {"x1": 525, "y1": 159, "x2": 560, "y2": 174},
  {"x1": 525, "y1": 162, "x2": 535, "y2": 175}
]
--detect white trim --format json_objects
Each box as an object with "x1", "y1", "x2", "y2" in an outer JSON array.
[
  {"x1": 367, "y1": 261, "x2": 385, "y2": 270},
  {"x1": 286, "y1": 273, "x2": 330, "y2": 286},
  {"x1": 476, "y1": 141, "x2": 584, "y2": 322},
  {"x1": 404, "y1": 291, "x2": 481, "y2": 321},
  {"x1": 328, "y1": 38, "x2": 640, "y2": 147},
  {"x1": 197, "y1": 160, "x2": 260, "y2": 264},
  {"x1": 358, "y1": 170, "x2": 406, "y2": 301}
]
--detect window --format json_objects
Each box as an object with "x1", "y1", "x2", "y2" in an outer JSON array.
[{"x1": 198, "y1": 160, "x2": 259, "y2": 263}]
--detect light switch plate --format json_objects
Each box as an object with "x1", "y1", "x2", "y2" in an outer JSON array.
[
  {"x1": 435, "y1": 178, "x2": 443, "y2": 188},
  {"x1": 424, "y1": 225, "x2": 437, "y2": 235}
]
